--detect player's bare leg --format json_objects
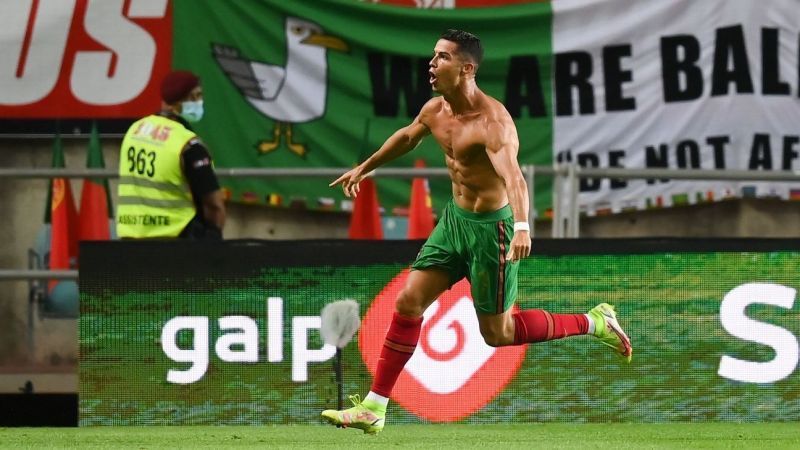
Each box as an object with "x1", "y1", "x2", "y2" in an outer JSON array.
[{"x1": 321, "y1": 269, "x2": 450, "y2": 434}]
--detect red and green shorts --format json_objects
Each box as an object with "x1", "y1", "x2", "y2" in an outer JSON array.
[{"x1": 411, "y1": 200, "x2": 518, "y2": 315}]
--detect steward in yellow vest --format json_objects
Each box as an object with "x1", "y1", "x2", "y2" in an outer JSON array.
[{"x1": 116, "y1": 70, "x2": 225, "y2": 239}]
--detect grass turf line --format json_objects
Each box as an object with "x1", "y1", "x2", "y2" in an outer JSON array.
[{"x1": 2, "y1": 424, "x2": 800, "y2": 449}]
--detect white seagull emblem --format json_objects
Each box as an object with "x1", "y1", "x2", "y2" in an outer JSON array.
[{"x1": 213, "y1": 16, "x2": 348, "y2": 157}]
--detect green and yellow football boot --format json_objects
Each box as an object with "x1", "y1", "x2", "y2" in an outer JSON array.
[
  {"x1": 588, "y1": 303, "x2": 632, "y2": 362},
  {"x1": 321, "y1": 394, "x2": 386, "y2": 435}
]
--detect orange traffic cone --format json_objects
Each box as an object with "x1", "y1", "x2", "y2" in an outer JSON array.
[
  {"x1": 348, "y1": 177, "x2": 383, "y2": 239},
  {"x1": 407, "y1": 159, "x2": 434, "y2": 239}
]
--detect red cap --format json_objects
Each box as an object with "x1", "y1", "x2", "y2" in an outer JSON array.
[{"x1": 160, "y1": 70, "x2": 200, "y2": 104}]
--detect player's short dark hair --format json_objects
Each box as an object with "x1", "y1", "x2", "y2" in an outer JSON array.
[{"x1": 440, "y1": 29, "x2": 483, "y2": 69}]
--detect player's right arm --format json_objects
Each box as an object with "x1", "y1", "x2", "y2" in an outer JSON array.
[{"x1": 330, "y1": 99, "x2": 437, "y2": 198}]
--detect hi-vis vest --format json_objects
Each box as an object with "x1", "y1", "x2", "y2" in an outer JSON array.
[{"x1": 116, "y1": 115, "x2": 197, "y2": 238}]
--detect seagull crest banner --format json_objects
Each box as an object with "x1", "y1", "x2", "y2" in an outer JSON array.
[{"x1": 173, "y1": 0, "x2": 800, "y2": 215}]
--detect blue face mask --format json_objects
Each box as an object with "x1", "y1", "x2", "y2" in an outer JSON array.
[{"x1": 180, "y1": 100, "x2": 204, "y2": 123}]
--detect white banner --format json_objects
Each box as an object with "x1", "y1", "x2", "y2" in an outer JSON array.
[{"x1": 552, "y1": 0, "x2": 800, "y2": 213}]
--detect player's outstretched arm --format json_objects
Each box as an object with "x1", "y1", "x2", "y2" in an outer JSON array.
[{"x1": 330, "y1": 99, "x2": 436, "y2": 197}]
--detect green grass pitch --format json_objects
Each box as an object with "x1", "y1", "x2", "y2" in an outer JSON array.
[{"x1": 2, "y1": 424, "x2": 800, "y2": 449}]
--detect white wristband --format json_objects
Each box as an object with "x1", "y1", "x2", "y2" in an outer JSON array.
[{"x1": 513, "y1": 221, "x2": 530, "y2": 232}]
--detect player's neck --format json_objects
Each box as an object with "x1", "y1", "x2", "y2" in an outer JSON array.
[{"x1": 442, "y1": 81, "x2": 481, "y2": 116}]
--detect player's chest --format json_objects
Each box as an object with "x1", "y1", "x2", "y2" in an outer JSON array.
[{"x1": 429, "y1": 118, "x2": 484, "y2": 154}]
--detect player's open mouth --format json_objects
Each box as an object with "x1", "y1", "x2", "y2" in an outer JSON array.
[{"x1": 429, "y1": 71, "x2": 437, "y2": 85}]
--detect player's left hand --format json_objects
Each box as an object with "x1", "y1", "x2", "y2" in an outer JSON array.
[{"x1": 506, "y1": 231, "x2": 531, "y2": 262}]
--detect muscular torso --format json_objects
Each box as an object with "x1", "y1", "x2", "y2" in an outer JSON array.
[{"x1": 423, "y1": 96, "x2": 509, "y2": 213}]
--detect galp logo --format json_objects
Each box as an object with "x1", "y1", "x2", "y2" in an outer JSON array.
[{"x1": 360, "y1": 270, "x2": 527, "y2": 422}]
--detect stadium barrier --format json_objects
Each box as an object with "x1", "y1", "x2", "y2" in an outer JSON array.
[
  {"x1": 3, "y1": 164, "x2": 800, "y2": 241},
  {"x1": 79, "y1": 238, "x2": 800, "y2": 425}
]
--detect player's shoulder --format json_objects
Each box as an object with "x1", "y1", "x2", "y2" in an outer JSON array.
[
  {"x1": 483, "y1": 94, "x2": 512, "y2": 119},
  {"x1": 480, "y1": 96, "x2": 514, "y2": 129},
  {"x1": 416, "y1": 97, "x2": 444, "y2": 126},
  {"x1": 420, "y1": 96, "x2": 445, "y2": 114}
]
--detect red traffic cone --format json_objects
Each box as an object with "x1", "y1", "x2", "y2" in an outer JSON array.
[
  {"x1": 407, "y1": 159, "x2": 434, "y2": 239},
  {"x1": 348, "y1": 177, "x2": 383, "y2": 239}
]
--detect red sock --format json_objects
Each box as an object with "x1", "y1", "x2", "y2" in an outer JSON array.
[
  {"x1": 512, "y1": 310, "x2": 589, "y2": 344},
  {"x1": 370, "y1": 312, "x2": 423, "y2": 397}
]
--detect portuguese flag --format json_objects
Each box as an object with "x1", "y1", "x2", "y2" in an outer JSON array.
[
  {"x1": 78, "y1": 121, "x2": 112, "y2": 241},
  {"x1": 46, "y1": 131, "x2": 79, "y2": 289}
]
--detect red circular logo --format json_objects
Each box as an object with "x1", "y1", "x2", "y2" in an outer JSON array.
[{"x1": 359, "y1": 269, "x2": 527, "y2": 422}]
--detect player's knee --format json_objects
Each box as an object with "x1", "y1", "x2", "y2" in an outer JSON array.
[
  {"x1": 480, "y1": 329, "x2": 511, "y2": 347},
  {"x1": 481, "y1": 326, "x2": 514, "y2": 347},
  {"x1": 395, "y1": 288, "x2": 425, "y2": 317}
]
